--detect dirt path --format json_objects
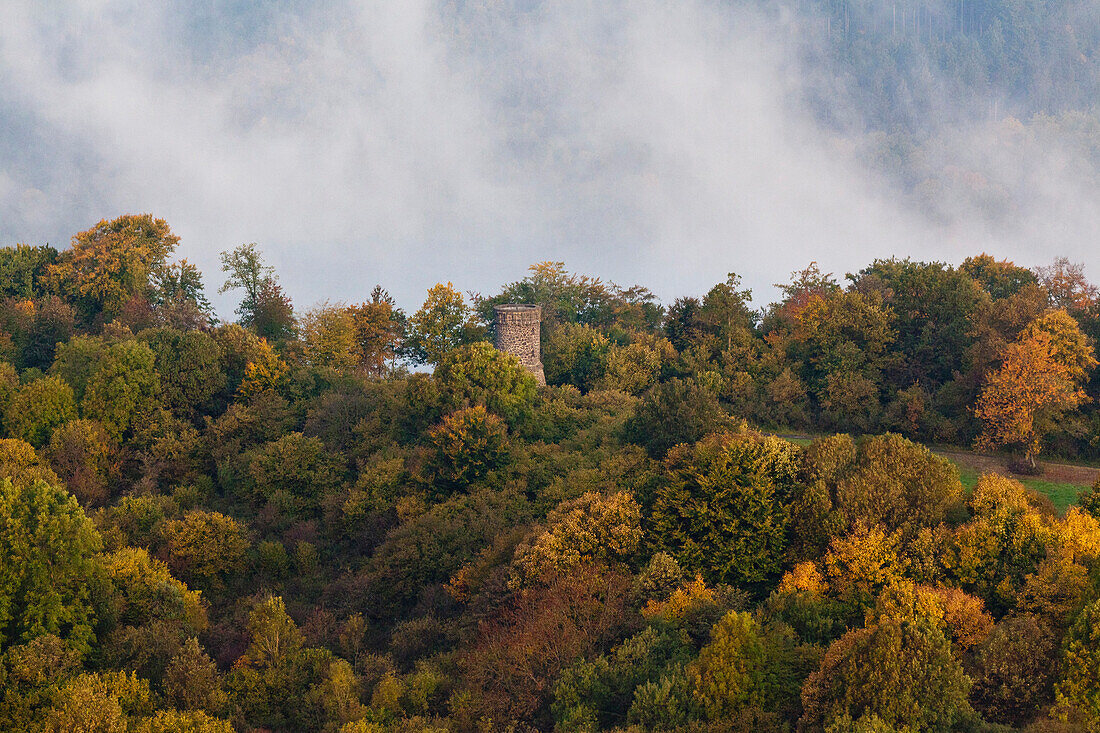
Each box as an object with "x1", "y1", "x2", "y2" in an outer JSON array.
[{"x1": 932, "y1": 448, "x2": 1099, "y2": 487}]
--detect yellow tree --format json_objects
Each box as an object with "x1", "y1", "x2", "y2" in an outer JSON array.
[
  {"x1": 406, "y1": 282, "x2": 476, "y2": 366},
  {"x1": 50, "y1": 214, "x2": 179, "y2": 323},
  {"x1": 975, "y1": 321, "x2": 1094, "y2": 467},
  {"x1": 298, "y1": 302, "x2": 360, "y2": 374}
]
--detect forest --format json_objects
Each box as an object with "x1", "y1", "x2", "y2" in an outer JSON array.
[{"x1": 0, "y1": 213, "x2": 1099, "y2": 732}]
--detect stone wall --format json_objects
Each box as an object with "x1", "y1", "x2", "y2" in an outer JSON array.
[{"x1": 494, "y1": 304, "x2": 545, "y2": 385}]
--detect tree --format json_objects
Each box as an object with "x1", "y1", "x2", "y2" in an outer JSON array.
[
  {"x1": 45, "y1": 420, "x2": 115, "y2": 506},
  {"x1": 624, "y1": 378, "x2": 729, "y2": 458},
  {"x1": 511, "y1": 491, "x2": 642, "y2": 586},
  {"x1": 163, "y1": 637, "x2": 226, "y2": 713},
  {"x1": 160, "y1": 511, "x2": 249, "y2": 588},
  {"x1": 142, "y1": 329, "x2": 225, "y2": 415},
  {"x1": 43, "y1": 670, "x2": 154, "y2": 733},
  {"x1": 434, "y1": 341, "x2": 538, "y2": 424},
  {"x1": 542, "y1": 321, "x2": 611, "y2": 390},
  {"x1": 689, "y1": 611, "x2": 800, "y2": 721},
  {"x1": 975, "y1": 326, "x2": 1092, "y2": 467},
  {"x1": 0, "y1": 296, "x2": 76, "y2": 371},
  {"x1": 425, "y1": 406, "x2": 510, "y2": 494},
  {"x1": 650, "y1": 431, "x2": 799, "y2": 592},
  {"x1": 461, "y1": 565, "x2": 632, "y2": 728},
  {"x1": 1054, "y1": 597, "x2": 1100, "y2": 727},
  {"x1": 50, "y1": 214, "x2": 179, "y2": 323},
  {"x1": 0, "y1": 479, "x2": 102, "y2": 653},
  {"x1": 0, "y1": 244, "x2": 59, "y2": 300},
  {"x1": 1036, "y1": 257, "x2": 1097, "y2": 313},
  {"x1": 100, "y1": 547, "x2": 207, "y2": 681},
  {"x1": 244, "y1": 432, "x2": 341, "y2": 518},
  {"x1": 148, "y1": 260, "x2": 215, "y2": 330},
  {"x1": 406, "y1": 282, "x2": 476, "y2": 366},
  {"x1": 81, "y1": 340, "x2": 161, "y2": 440},
  {"x1": 346, "y1": 287, "x2": 406, "y2": 376},
  {"x1": 799, "y1": 617, "x2": 975, "y2": 732},
  {"x1": 971, "y1": 614, "x2": 1057, "y2": 726},
  {"x1": 831, "y1": 433, "x2": 963, "y2": 534},
  {"x1": 219, "y1": 243, "x2": 295, "y2": 341},
  {"x1": 298, "y1": 302, "x2": 360, "y2": 374},
  {"x1": 699, "y1": 273, "x2": 755, "y2": 353},
  {"x1": 5, "y1": 375, "x2": 76, "y2": 448},
  {"x1": 961, "y1": 253, "x2": 1038, "y2": 300}
]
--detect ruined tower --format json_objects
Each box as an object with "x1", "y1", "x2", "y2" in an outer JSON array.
[{"x1": 494, "y1": 304, "x2": 545, "y2": 385}]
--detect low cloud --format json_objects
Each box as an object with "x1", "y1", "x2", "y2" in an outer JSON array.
[{"x1": 0, "y1": 1, "x2": 1094, "y2": 316}]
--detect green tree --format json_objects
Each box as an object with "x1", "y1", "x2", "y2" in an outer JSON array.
[
  {"x1": 45, "y1": 420, "x2": 114, "y2": 506},
  {"x1": 624, "y1": 378, "x2": 729, "y2": 458},
  {"x1": 99, "y1": 547, "x2": 207, "y2": 681},
  {"x1": 425, "y1": 406, "x2": 510, "y2": 494},
  {"x1": 511, "y1": 491, "x2": 642, "y2": 586},
  {"x1": 699, "y1": 272, "x2": 755, "y2": 352},
  {"x1": 148, "y1": 259, "x2": 215, "y2": 330},
  {"x1": 141, "y1": 329, "x2": 225, "y2": 415},
  {"x1": 298, "y1": 302, "x2": 360, "y2": 374},
  {"x1": 219, "y1": 243, "x2": 295, "y2": 341},
  {"x1": 650, "y1": 431, "x2": 799, "y2": 592},
  {"x1": 542, "y1": 321, "x2": 611, "y2": 390},
  {"x1": 961, "y1": 253, "x2": 1038, "y2": 300},
  {"x1": 799, "y1": 617, "x2": 975, "y2": 732},
  {"x1": 160, "y1": 511, "x2": 249, "y2": 589},
  {"x1": 0, "y1": 479, "x2": 102, "y2": 653},
  {"x1": 1054, "y1": 597, "x2": 1100, "y2": 727},
  {"x1": 406, "y1": 282, "x2": 476, "y2": 366},
  {"x1": 434, "y1": 341, "x2": 538, "y2": 424},
  {"x1": 244, "y1": 432, "x2": 341, "y2": 518},
  {"x1": 5, "y1": 376, "x2": 76, "y2": 448},
  {"x1": 832, "y1": 433, "x2": 963, "y2": 534},
  {"x1": 689, "y1": 611, "x2": 800, "y2": 720},
  {"x1": 81, "y1": 340, "x2": 161, "y2": 440},
  {"x1": 0, "y1": 244, "x2": 59, "y2": 300},
  {"x1": 163, "y1": 637, "x2": 227, "y2": 713}
]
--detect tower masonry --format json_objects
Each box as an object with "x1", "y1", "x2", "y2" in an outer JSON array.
[{"x1": 494, "y1": 304, "x2": 546, "y2": 385}]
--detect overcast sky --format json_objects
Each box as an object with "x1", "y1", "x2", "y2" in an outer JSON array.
[{"x1": 0, "y1": 1, "x2": 1096, "y2": 318}]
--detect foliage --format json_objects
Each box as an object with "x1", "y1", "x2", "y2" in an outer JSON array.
[
  {"x1": 1054, "y1": 597, "x2": 1100, "y2": 727},
  {"x1": 161, "y1": 511, "x2": 250, "y2": 587},
  {"x1": 688, "y1": 611, "x2": 800, "y2": 720},
  {"x1": 81, "y1": 340, "x2": 161, "y2": 440},
  {"x1": 624, "y1": 378, "x2": 729, "y2": 458},
  {"x1": 141, "y1": 329, "x2": 224, "y2": 414},
  {"x1": 406, "y1": 282, "x2": 477, "y2": 366},
  {"x1": 50, "y1": 214, "x2": 179, "y2": 323},
  {"x1": 45, "y1": 419, "x2": 114, "y2": 506},
  {"x1": 4, "y1": 375, "x2": 76, "y2": 448},
  {"x1": 434, "y1": 341, "x2": 538, "y2": 424},
  {"x1": 650, "y1": 431, "x2": 799, "y2": 592},
  {"x1": 976, "y1": 323, "x2": 1094, "y2": 465},
  {"x1": 799, "y1": 617, "x2": 976, "y2": 732},
  {"x1": 219, "y1": 243, "x2": 295, "y2": 341},
  {"x1": 0, "y1": 479, "x2": 102, "y2": 653},
  {"x1": 511, "y1": 491, "x2": 641, "y2": 586}
]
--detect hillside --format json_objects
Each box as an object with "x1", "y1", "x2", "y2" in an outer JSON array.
[{"x1": 0, "y1": 218, "x2": 1100, "y2": 730}]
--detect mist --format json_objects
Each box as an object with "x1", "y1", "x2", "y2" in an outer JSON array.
[{"x1": 0, "y1": 0, "x2": 1097, "y2": 317}]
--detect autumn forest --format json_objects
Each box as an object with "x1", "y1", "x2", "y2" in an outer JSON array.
[{"x1": 2, "y1": 214, "x2": 1100, "y2": 732}]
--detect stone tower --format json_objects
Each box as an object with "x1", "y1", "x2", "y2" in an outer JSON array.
[{"x1": 494, "y1": 304, "x2": 545, "y2": 385}]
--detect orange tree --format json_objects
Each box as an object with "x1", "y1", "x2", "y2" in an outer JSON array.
[
  {"x1": 974, "y1": 312, "x2": 1096, "y2": 467},
  {"x1": 50, "y1": 214, "x2": 179, "y2": 324}
]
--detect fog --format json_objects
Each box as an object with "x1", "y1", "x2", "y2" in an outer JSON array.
[{"x1": 0, "y1": 1, "x2": 1096, "y2": 316}]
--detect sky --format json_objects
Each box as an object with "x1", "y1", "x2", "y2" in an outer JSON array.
[{"x1": 0, "y1": 0, "x2": 1096, "y2": 319}]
